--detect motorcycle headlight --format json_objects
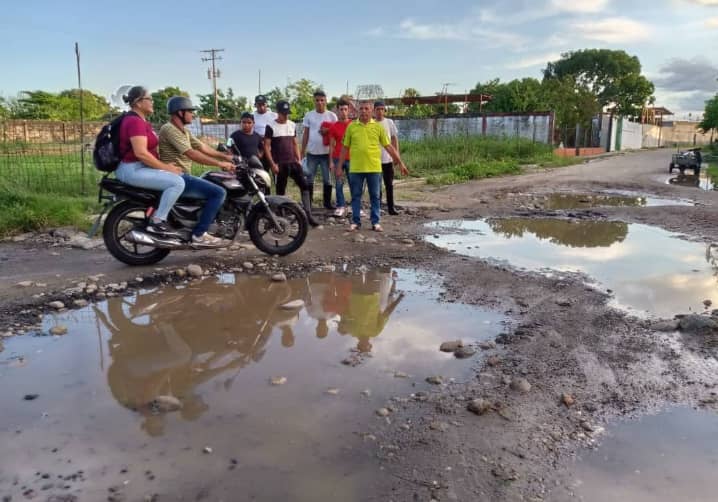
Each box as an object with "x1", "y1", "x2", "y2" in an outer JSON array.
[{"x1": 252, "y1": 168, "x2": 271, "y2": 187}]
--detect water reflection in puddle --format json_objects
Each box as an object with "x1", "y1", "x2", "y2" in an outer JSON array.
[
  {"x1": 427, "y1": 219, "x2": 718, "y2": 317},
  {"x1": 573, "y1": 408, "x2": 718, "y2": 502},
  {"x1": 666, "y1": 171, "x2": 716, "y2": 191},
  {"x1": 0, "y1": 269, "x2": 504, "y2": 501},
  {"x1": 541, "y1": 192, "x2": 691, "y2": 209}
]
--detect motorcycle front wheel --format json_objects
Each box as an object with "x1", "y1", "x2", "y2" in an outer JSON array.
[
  {"x1": 247, "y1": 202, "x2": 308, "y2": 256},
  {"x1": 103, "y1": 200, "x2": 171, "y2": 266}
]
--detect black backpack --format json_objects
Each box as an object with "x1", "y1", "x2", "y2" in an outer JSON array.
[{"x1": 92, "y1": 111, "x2": 137, "y2": 172}]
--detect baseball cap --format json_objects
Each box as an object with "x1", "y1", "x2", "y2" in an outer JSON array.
[
  {"x1": 374, "y1": 100, "x2": 386, "y2": 108},
  {"x1": 276, "y1": 100, "x2": 291, "y2": 114},
  {"x1": 255, "y1": 95, "x2": 267, "y2": 105}
]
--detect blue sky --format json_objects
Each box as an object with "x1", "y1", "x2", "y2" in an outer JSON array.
[{"x1": 1, "y1": 0, "x2": 716, "y2": 116}]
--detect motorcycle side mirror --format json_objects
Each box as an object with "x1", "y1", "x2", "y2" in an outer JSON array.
[
  {"x1": 217, "y1": 143, "x2": 229, "y2": 153},
  {"x1": 226, "y1": 138, "x2": 235, "y2": 148}
]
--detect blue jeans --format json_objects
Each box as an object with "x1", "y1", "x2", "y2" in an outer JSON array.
[
  {"x1": 116, "y1": 161, "x2": 185, "y2": 221},
  {"x1": 181, "y1": 174, "x2": 227, "y2": 236},
  {"x1": 304, "y1": 153, "x2": 331, "y2": 187},
  {"x1": 333, "y1": 159, "x2": 349, "y2": 208},
  {"x1": 349, "y1": 172, "x2": 381, "y2": 226}
]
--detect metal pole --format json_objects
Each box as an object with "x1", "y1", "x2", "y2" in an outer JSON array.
[{"x1": 75, "y1": 42, "x2": 85, "y2": 195}]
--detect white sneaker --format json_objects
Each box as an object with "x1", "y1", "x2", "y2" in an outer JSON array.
[
  {"x1": 192, "y1": 232, "x2": 227, "y2": 246},
  {"x1": 360, "y1": 209, "x2": 367, "y2": 217},
  {"x1": 334, "y1": 207, "x2": 346, "y2": 217}
]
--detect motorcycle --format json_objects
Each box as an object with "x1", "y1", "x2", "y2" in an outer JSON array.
[{"x1": 91, "y1": 148, "x2": 308, "y2": 266}]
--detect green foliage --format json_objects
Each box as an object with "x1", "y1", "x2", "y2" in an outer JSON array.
[
  {"x1": 542, "y1": 75, "x2": 598, "y2": 131},
  {"x1": 469, "y1": 78, "x2": 548, "y2": 113},
  {"x1": 12, "y1": 89, "x2": 112, "y2": 121},
  {"x1": 391, "y1": 88, "x2": 434, "y2": 118},
  {"x1": 426, "y1": 160, "x2": 521, "y2": 185},
  {"x1": 196, "y1": 87, "x2": 249, "y2": 120},
  {"x1": 543, "y1": 49, "x2": 654, "y2": 117},
  {"x1": 699, "y1": 94, "x2": 718, "y2": 134},
  {"x1": 0, "y1": 180, "x2": 97, "y2": 236},
  {"x1": 151, "y1": 86, "x2": 190, "y2": 123},
  {"x1": 259, "y1": 79, "x2": 325, "y2": 121}
]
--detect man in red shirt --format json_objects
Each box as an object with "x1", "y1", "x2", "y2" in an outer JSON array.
[{"x1": 328, "y1": 99, "x2": 352, "y2": 217}]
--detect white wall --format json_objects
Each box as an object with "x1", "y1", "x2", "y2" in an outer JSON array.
[{"x1": 619, "y1": 118, "x2": 643, "y2": 150}]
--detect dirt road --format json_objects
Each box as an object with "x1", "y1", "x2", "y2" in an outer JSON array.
[{"x1": 2, "y1": 148, "x2": 718, "y2": 501}]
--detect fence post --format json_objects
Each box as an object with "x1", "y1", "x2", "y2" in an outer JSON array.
[
  {"x1": 224, "y1": 121, "x2": 229, "y2": 140},
  {"x1": 62, "y1": 122, "x2": 67, "y2": 144},
  {"x1": 23, "y1": 121, "x2": 29, "y2": 142}
]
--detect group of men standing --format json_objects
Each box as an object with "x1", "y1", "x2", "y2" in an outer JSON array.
[{"x1": 230, "y1": 90, "x2": 409, "y2": 232}]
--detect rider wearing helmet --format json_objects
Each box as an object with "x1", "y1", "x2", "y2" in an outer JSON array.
[{"x1": 158, "y1": 96, "x2": 235, "y2": 245}]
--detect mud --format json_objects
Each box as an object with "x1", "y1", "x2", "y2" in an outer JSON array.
[{"x1": 2, "y1": 149, "x2": 718, "y2": 501}]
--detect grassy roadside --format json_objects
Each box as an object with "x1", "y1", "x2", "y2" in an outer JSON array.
[
  {"x1": 0, "y1": 135, "x2": 582, "y2": 237},
  {"x1": 0, "y1": 182, "x2": 99, "y2": 237}
]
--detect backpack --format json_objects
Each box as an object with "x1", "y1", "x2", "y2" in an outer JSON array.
[{"x1": 92, "y1": 111, "x2": 137, "y2": 172}]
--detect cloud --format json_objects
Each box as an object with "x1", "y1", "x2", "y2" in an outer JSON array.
[
  {"x1": 572, "y1": 17, "x2": 652, "y2": 42},
  {"x1": 506, "y1": 53, "x2": 561, "y2": 69},
  {"x1": 684, "y1": 0, "x2": 718, "y2": 5},
  {"x1": 706, "y1": 16, "x2": 718, "y2": 27},
  {"x1": 395, "y1": 18, "x2": 527, "y2": 49},
  {"x1": 550, "y1": 0, "x2": 610, "y2": 12},
  {"x1": 655, "y1": 57, "x2": 718, "y2": 93},
  {"x1": 654, "y1": 57, "x2": 718, "y2": 109}
]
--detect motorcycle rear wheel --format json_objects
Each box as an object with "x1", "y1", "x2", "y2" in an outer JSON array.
[
  {"x1": 248, "y1": 202, "x2": 308, "y2": 256},
  {"x1": 103, "y1": 200, "x2": 171, "y2": 266}
]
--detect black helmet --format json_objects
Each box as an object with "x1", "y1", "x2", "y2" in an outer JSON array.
[{"x1": 167, "y1": 96, "x2": 197, "y2": 114}]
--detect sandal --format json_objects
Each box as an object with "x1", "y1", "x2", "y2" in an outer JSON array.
[
  {"x1": 372, "y1": 224, "x2": 383, "y2": 232},
  {"x1": 349, "y1": 223, "x2": 360, "y2": 232}
]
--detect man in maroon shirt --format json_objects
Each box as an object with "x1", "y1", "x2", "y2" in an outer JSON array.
[{"x1": 263, "y1": 101, "x2": 319, "y2": 227}]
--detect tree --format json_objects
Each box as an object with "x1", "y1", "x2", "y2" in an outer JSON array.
[
  {"x1": 469, "y1": 78, "x2": 548, "y2": 113},
  {"x1": 543, "y1": 49, "x2": 654, "y2": 117},
  {"x1": 12, "y1": 89, "x2": 111, "y2": 121},
  {"x1": 393, "y1": 88, "x2": 434, "y2": 118},
  {"x1": 541, "y1": 75, "x2": 598, "y2": 140},
  {"x1": 285, "y1": 78, "x2": 321, "y2": 121},
  {"x1": 151, "y1": 86, "x2": 190, "y2": 123},
  {"x1": 0, "y1": 97, "x2": 9, "y2": 120},
  {"x1": 699, "y1": 94, "x2": 718, "y2": 136},
  {"x1": 196, "y1": 88, "x2": 248, "y2": 120}
]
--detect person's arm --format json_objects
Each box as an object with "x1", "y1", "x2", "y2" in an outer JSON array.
[
  {"x1": 129, "y1": 136, "x2": 181, "y2": 174},
  {"x1": 336, "y1": 146, "x2": 348, "y2": 180},
  {"x1": 263, "y1": 137, "x2": 278, "y2": 174},
  {"x1": 300, "y1": 116, "x2": 310, "y2": 158},
  {"x1": 294, "y1": 138, "x2": 302, "y2": 164},
  {"x1": 196, "y1": 141, "x2": 233, "y2": 162},
  {"x1": 185, "y1": 147, "x2": 234, "y2": 171},
  {"x1": 384, "y1": 144, "x2": 409, "y2": 176}
]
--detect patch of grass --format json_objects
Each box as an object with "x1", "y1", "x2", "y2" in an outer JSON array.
[
  {"x1": 426, "y1": 159, "x2": 522, "y2": 185},
  {"x1": 0, "y1": 181, "x2": 99, "y2": 237}
]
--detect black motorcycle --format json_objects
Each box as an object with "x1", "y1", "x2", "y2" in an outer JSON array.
[{"x1": 91, "y1": 155, "x2": 308, "y2": 266}]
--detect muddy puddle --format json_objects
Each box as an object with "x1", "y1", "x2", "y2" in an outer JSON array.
[
  {"x1": 540, "y1": 192, "x2": 692, "y2": 209},
  {"x1": 571, "y1": 407, "x2": 718, "y2": 502},
  {"x1": 427, "y1": 218, "x2": 718, "y2": 317},
  {"x1": 666, "y1": 170, "x2": 716, "y2": 191},
  {"x1": 0, "y1": 269, "x2": 504, "y2": 501}
]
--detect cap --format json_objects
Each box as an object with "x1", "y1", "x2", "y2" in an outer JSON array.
[
  {"x1": 276, "y1": 100, "x2": 291, "y2": 114},
  {"x1": 374, "y1": 100, "x2": 386, "y2": 108},
  {"x1": 240, "y1": 112, "x2": 254, "y2": 121},
  {"x1": 255, "y1": 95, "x2": 267, "y2": 105}
]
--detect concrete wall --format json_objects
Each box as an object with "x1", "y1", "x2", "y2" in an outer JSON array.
[
  {"x1": 619, "y1": 118, "x2": 643, "y2": 150},
  {"x1": 1, "y1": 120, "x2": 104, "y2": 143},
  {"x1": 641, "y1": 125, "x2": 661, "y2": 148},
  {"x1": 661, "y1": 121, "x2": 713, "y2": 146},
  {"x1": 393, "y1": 113, "x2": 553, "y2": 144}
]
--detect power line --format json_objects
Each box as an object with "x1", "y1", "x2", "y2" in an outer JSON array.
[{"x1": 200, "y1": 48, "x2": 224, "y2": 120}]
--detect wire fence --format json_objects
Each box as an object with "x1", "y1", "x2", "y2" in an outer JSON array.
[{"x1": 1, "y1": 114, "x2": 559, "y2": 197}]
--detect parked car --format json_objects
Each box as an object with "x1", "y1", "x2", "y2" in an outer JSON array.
[{"x1": 669, "y1": 148, "x2": 702, "y2": 175}]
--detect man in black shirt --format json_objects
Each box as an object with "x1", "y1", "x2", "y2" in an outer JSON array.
[{"x1": 230, "y1": 112, "x2": 264, "y2": 160}]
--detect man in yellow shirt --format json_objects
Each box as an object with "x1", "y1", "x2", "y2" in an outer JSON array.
[{"x1": 336, "y1": 101, "x2": 408, "y2": 232}]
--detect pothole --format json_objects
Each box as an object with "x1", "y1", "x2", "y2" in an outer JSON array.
[
  {"x1": 427, "y1": 218, "x2": 718, "y2": 317},
  {"x1": 539, "y1": 192, "x2": 692, "y2": 209},
  {"x1": 0, "y1": 268, "x2": 505, "y2": 500},
  {"x1": 572, "y1": 407, "x2": 718, "y2": 502}
]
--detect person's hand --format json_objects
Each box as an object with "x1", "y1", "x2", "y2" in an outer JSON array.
[
  {"x1": 218, "y1": 161, "x2": 235, "y2": 172},
  {"x1": 334, "y1": 163, "x2": 343, "y2": 180},
  {"x1": 271, "y1": 162, "x2": 279, "y2": 175},
  {"x1": 399, "y1": 162, "x2": 409, "y2": 176},
  {"x1": 165, "y1": 164, "x2": 183, "y2": 175}
]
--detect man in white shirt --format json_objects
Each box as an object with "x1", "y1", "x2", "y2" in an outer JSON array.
[
  {"x1": 253, "y1": 95, "x2": 277, "y2": 137},
  {"x1": 374, "y1": 100, "x2": 407, "y2": 215},
  {"x1": 301, "y1": 89, "x2": 337, "y2": 209}
]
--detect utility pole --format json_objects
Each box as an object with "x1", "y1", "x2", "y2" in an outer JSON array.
[
  {"x1": 440, "y1": 82, "x2": 455, "y2": 115},
  {"x1": 201, "y1": 48, "x2": 224, "y2": 120},
  {"x1": 258, "y1": 69, "x2": 262, "y2": 94}
]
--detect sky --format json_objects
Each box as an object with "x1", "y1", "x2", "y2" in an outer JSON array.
[{"x1": 0, "y1": 0, "x2": 716, "y2": 117}]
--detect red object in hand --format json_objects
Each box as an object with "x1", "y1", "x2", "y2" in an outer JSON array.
[{"x1": 320, "y1": 121, "x2": 333, "y2": 146}]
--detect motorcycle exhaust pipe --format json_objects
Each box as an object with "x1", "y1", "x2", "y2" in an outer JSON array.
[{"x1": 125, "y1": 230, "x2": 188, "y2": 249}]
